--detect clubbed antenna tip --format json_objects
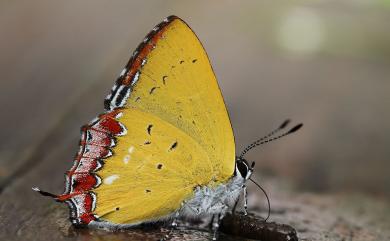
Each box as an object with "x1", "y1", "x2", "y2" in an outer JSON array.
[
  {"x1": 288, "y1": 123, "x2": 303, "y2": 134},
  {"x1": 279, "y1": 119, "x2": 291, "y2": 129},
  {"x1": 239, "y1": 119, "x2": 303, "y2": 158}
]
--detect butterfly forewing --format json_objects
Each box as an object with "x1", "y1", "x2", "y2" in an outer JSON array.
[{"x1": 90, "y1": 16, "x2": 235, "y2": 225}]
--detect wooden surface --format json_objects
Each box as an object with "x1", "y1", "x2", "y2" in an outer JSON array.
[{"x1": 0, "y1": 77, "x2": 389, "y2": 240}]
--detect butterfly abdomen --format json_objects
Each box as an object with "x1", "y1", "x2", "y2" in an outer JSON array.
[{"x1": 180, "y1": 175, "x2": 244, "y2": 218}]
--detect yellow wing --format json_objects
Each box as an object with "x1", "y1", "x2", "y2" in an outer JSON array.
[{"x1": 94, "y1": 16, "x2": 235, "y2": 225}]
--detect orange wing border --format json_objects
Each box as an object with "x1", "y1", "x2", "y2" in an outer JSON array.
[{"x1": 104, "y1": 15, "x2": 179, "y2": 111}]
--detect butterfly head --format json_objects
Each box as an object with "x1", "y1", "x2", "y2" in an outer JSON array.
[{"x1": 235, "y1": 157, "x2": 255, "y2": 180}]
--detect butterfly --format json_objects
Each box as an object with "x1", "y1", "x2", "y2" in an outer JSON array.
[{"x1": 33, "y1": 15, "x2": 302, "y2": 240}]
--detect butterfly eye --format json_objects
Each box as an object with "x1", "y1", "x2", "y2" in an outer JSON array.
[{"x1": 237, "y1": 160, "x2": 249, "y2": 179}]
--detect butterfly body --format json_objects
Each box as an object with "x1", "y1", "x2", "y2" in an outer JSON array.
[{"x1": 180, "y1": 165, "x2": 247, "y2": 219}]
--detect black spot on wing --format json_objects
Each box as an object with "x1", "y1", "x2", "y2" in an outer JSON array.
[
  {"x1": 192, "y1": 59, "x2": 197, "y2": 63},
  {"x1": 157, "y1": 164, "x2": 163, "y2": 169},
  {"x1": 169, "y1": 141, "x2": 178, "y2": 151},
  {"x1": 145, "y1": 189, "x2": 151, "y2": 193},
  {"x1": 147, "y1": 124, "x2": 153, "y2": 135},
  {"x1": 149, "y1": 87, "x2": 159, "y2": 94},
  {"x1": 180, "y1": 60, "x2": 184, "y2": 64},
  {"x1": 162, "y1": 75, "x2": 168, "y2": 85},
  {"x1": 144, "y1": 141, "x2": 151, "y2": 145}
]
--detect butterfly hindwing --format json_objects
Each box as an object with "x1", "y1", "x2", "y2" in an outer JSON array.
[{"x1": 94, "y1": 107, "x2": 212, "y2": 224}]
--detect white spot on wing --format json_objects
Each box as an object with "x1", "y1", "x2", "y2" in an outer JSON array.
[
  {"x1": 131, "y1": 71, "x2": 140, "y2": 85},
  {"x1": 89, "y1": 116, "x2": 99, "y2": 125},
  {"x1": 103, "y1": 175, "x2": 119, "y2": 185},
  {"x1": 110, "y1": 138, "x2": 116, "y2": 147},
  {"x1": 110, "y1": 85, "x2": 124, "y2": 107},
  {"x1": 104, "y1": 150, "x2": 113, "y2": 158},
  {"x1": 118, "y1": 122, "x2": 127, "y2": 136},
  {"x1": 111, "y1": 84, "x2": 118, "y2": 91},
  {"x1": 95, "y1": 161, "x2": 102, "y2": 170},
  {"x1": 123, "y1": 146, "x2": 134, "y2": 164},
  {"x1": 115, "y1": 112, "x2": 123, "y2": 119},
  {"x1": 90, "y1": 192, "x2": 97, "y2": 211},
  {"x1": 105, "y1": 93, "x2": 112, "y2": 101},
  {"x1": 119, "y1": 68, "x2": 127, "y2": 77},
  {"x1": 123, "y1": 155, "x2": 130, "y2": 164},
  {"x1": 95, "y1": 176, "x2": 102, "y2": 187}
]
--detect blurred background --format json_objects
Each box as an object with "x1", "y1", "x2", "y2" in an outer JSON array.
[{"x1": 1, "y1": 0, "x2": 390, "y2": 202}]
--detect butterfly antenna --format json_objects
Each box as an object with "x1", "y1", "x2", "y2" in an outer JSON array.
[
  {"x1": 239, "y1": 119, "x2": 290, "y2": 158},
  {"x1": 239, "y1": 120, "x2": 302, "y2": 158},
  {"x1": 249, "y1": 178, "x2": 271, "y2": 222}
]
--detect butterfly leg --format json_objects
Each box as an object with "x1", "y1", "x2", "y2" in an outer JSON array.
[
  {"x1": 232, "y1": 195, "x2": 240, "y2": 214},
  {"x1": 211, "y1": 213, "x2": 220, "y2": 241},
  {"x1": 232, "y1": 185, "x2": 248, "y2": 215},
  {"x1": 160, "y1": 204, "x2": 182, "y2": 241},
  {"x1": 212, "y1": 206, "x2": 228, "y2": 241},
  {"x1": 208, "y1": 214, "x2": 215, "y2": 230},
  {"x1": 243, "y1": 184, "x2": 248, "y2": 215}
]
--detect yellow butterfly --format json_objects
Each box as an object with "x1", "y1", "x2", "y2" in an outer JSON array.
[{"x1": 33, "y1": 15, "x2": 302, "y2": 240}]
